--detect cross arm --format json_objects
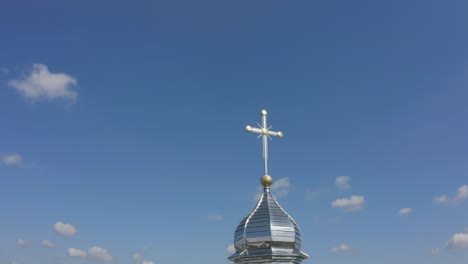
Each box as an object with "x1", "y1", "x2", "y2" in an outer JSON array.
[
  {"x1": 267, "y1": 130, "x2": 284, "y2": 138},
  {"x1": 245, "y1": 125, "x2": 262, "y2": 134},
  {"x1": 245, "y1": 125, "x2": 283, "y2": 138}
]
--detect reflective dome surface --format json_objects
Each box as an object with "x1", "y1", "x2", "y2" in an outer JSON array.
[{"x1": 229, "y1": 188, "x2": 308, "y2": 264}]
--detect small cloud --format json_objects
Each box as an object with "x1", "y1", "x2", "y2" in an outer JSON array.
[
  {"x1": 397, "y1": 208, "x2": 413, "y2": 216},
  {"x1": 335, "y1": 176, "x2": 351, "y2": 190},
  {"x1": 132, "y1": 253, "x2": 142, "y2": 260},
  {"x1": 67, "y1": 248, "x2": 87, "y2": 258},
  {"x1": 54, "y1": 221, "x2": 77, "y2": 236},
  {"x1": 2, "y1": 154, "x2": 22, "y2": 166},
  {"x1": 40, "y1": 240, "x2": 55, "y2": 248},
  {"x1": 255, "y1": 177, "x2": 291, "y2": 200},
  {"x1": 8, "y1": 64, "x2": 78, "y2": 102},
  {"x1": 206, "y1": 214, "x2": 224, "y2": 221},
  {"x1": 332, "y1": 195, "x2": 366, "y2": 211},
  {"x1": 271, "y1": 177, "x2": 291, "y2": 197},
  {"x1": 433, "y1": 195, "x2": 448, "y2": 204},
  {"x1": 17, "y1": 239, "x2": 26, "y2": 246},
  {"x1": 11, "y1": 261, "x2": 19, "y2": 264},
  {"x1": 331, "y1": 243, "x2": 351, "y2": 252},
  {"x1": 142, "y1": 261, "x2": 155, "y2": 264},
  {"x1": 433, "y1": 185, "x2": 468, "y2": 206},
  {"x1": 226, "y1": 244, "x2": 236, "y2": 254},
  {"x1": 445, "y1": 233, "x2": 468, "y2": 249},
  {"x1": 458, "y1": 185, "x2": 468, "y2": 200},
  {"x1": 431, "y1": 248, "x2": 440, "y2": 256},
  {"x1": 88, "y1": 246, "x2": 113, "y2": 262}
]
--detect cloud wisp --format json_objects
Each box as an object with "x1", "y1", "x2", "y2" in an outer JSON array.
[
  {"x1": 88, "y1": 246, "x2": 113, "y2": 262},
  {"x1": 335, "y1": 176, "x2": 351, "y2": 190},
  {"x1": 8, "y1": 64, "x2": 78, "y2": 102},
  {"x1": 331, "y1": 243, "x2": 351, "y2": 252},
  {"x1": 434, "y1": 185, "x2": 468, "y2": 206},
  {"x1": 1, "y1": 153, "x2": 22, "y2": 166},
  {"x1": 331, "y1": 195, "x2": 366, "y2": 212},
  {"x1": 16, "y1": 239, "x2": 26, "y2": 246},
  {"x1": 226, "y1": 244, "x2": 236, "y2": 254},
  {"x1": 54, "y1": 221, "x2": 77, "y2": 236},
  {"x1": 67, "y1": 246, "x2": 113, "y2": 262},
  {"x1": 397, "y1": 208, "x2": 413, "y2": 216},
  {"x1": 40, "y1": 240, "x2": 55, "y2": 248},
  {"x1": 67, "y1": 248, "x2": 87, "y2": 258},
  {"x1": 132, "y1": 253, "x2": 142, "y2": 260},
  {"x1": 255, "y1": 177, "x2": 291, "y2": 200},
  {"x1": 445, "y1": 232, "x2": 468, "y2": 249},
  {"x1": 206, "y1": 214, "x2": 224, "y2": 222}
]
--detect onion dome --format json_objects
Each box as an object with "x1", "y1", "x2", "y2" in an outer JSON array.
[
  {"x1": 228, "y1": 181, "x2": 309, "y2": 264},
  {"x1": 230, "y1": 110, "x2": 309, "y2": 263}
]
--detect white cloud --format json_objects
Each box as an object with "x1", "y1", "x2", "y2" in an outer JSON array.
[
  {"x1": 397, "y1": 208, "x2": 413, "y2": 216},
  {"x1": 132, "y1": 253, "x2": 142, "y2": 260},
  {"x1": 271, "y1": 177, "x2": 291, "y2": 197},
  {"x1": 54, "y1": 221, "x2": 77, "y2": 236},
  {"x1": 332, "y1": 195, "x2": 366, "y2": 211},
  {"x1": 226, "y1": 244, "x2": 236, "y2": 254},
  {"x1": 433, "y1": 195, "x2": 448, "y2": 204},
  {"x1": 431, "y1": 248, "x2": 440, "y2": 256},
  {"x1": 206, "y1": 214, "x2": 223, "y2": 221},
  {"x1": 88, "y1": 246, "x2": 112, "y2": 262},
  {"x1": 331, "y1": 243, "x2": 351, "y2": 252},
  {"x1": 445, "y1": 233, "x2": 468, "y2": 249},
  {"x1": 458, "y1": 185, "x2": 468, "y2": 200},
  {"x1": 16, "y1": 239, "x2": 26, "y2": 246},
  {"x1": 255, "y1": 177, "x2": 291, "y2": 200},
  {"x1": 2, "y1": 154, "x2": 22, "y2": 166},
  {"x1": 40, "y1": 240, "x2": 55, "y2": 248},
  {"x1": 67, "y1": 248, "x2": 87, "y2": 258},
  {"x1": 8, "y1": 64, "x2": 78, "y2": 102},
  {"x1": 335, "y1": 176, "x2": 351, "y2": 190},
  {"x1": 434, "y1": 185, "x2": 468, "y2": 206},
  {"x1": 142, "y1": 261, "x2": 155, "y2": 264}
]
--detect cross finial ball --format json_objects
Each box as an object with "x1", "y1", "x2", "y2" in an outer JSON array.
[{"x1": 261, "y1": 175, "x2": 273, "y2": 188}]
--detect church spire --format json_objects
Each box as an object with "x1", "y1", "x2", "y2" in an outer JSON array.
[{"x1": 229, "y1": 109, "x2": 309, "y2": 264}]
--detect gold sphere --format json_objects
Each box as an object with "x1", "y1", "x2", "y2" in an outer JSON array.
[
  {"x1": 261, "y1": 175, "x2": 273, "y2": 188},
  {"x1": 245, "y1": 125, "x2": 252, "y2": 132},
  {"x1": 261, "y1": 109, "x2": 268, "y2": 116},
  {"x1": 261, "y1": 128, "x2": 268, "y2": 135},
  {"x1": 277, "y1": 131, "x2": 283, "y2": 138}
]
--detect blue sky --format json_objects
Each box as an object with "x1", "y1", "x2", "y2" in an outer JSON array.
[{"x1": 1, "y1": 0, "x2": 468, "y2": 264}]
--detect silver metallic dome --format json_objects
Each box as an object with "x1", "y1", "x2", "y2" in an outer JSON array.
[{"x1": 229, "y1": 188, "x2": 309, "y2": 264}]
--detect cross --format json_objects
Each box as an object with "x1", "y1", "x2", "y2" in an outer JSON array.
[{"x1": 245, "y1": 109, "x2": 283, "y2": 176}]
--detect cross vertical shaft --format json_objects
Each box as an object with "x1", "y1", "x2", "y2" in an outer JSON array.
[{"x1": 245, "y1": 109, "x2": 283, "y2": 177}]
